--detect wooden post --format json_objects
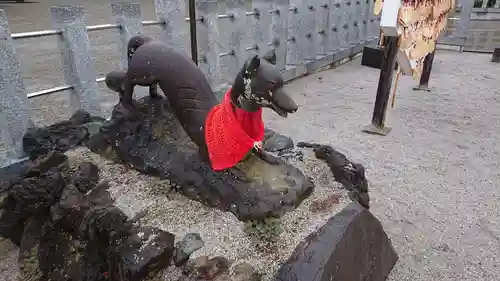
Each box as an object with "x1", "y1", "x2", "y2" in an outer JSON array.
[
  {"x1": 413, "y1": 50, "x2": 435, "y2": 91},
  {"x1": 492, "y1": 47, "x2": 500, "y2": 63},
  {"x1": 188, "y1": 0, "x2": 198, "y2": 63},
  {"x1": 362, "y1": 35, "x2": 398, "y2": 136}
]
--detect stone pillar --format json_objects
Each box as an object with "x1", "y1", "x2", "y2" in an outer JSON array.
[
  {"x1": 286, "y1": 1, "x2": 303, "y2": 66},
  {"x1": 250, "y1": 0, "x2": 273, "y2": 57},
  {"x1": 0, "y1": 10, "x2": 34, "y2": 166},
  {"x1": 270, "y1": 0, "x2": 289, "y2": 71},
  {"x1": 453, "y1": 0, "x2": 473, "y2": 41},
  {"x1": 339, "y1": 0, "x2": 352, "y2": 49},
  {"x1": 316, "y1": 0, "x2": 331, "y2": 56},
  {"x1": 358, "y1": 0, "x2": 368, "y2": 42},
  {"x1": 345, "y1": 0, "x2": 356, "y2": 46},
  {"x1": 300, "y1": 0, "x2": 318, "y2": 61},
  {"x1": 155, "y1": 0, "x2": 189, "y2": 55},
  {"x1": 110, "y1": 1, "x2": 142, "y2": 70},
  {"x1": 328, "y1": 0, "x2": 343, "y2": 52},
  {"x1": 218, "y1": 0, "x2": 248, "y2": 84},
  {"x1": 195, "y1": 0, "x2": 221, "y2": 90},
  {"x1": 51, "y1": 6, "x2": 102, "y2": 116}
]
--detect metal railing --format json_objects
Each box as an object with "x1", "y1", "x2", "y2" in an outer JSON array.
[{"x1": 10, "y1": 18, "x2": 193, "y2": 99}]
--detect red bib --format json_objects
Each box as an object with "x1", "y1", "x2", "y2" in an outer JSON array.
[{"x1": 205, "y1": 89, "x2": 264, "y2": 171}]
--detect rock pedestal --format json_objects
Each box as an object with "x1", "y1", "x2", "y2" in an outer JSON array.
[
  {"x1": 22, "y1": 110, "x2": 105, "y2": 159},
  {"x1": 87, "y1": 97, "x2": 315, "y2": 222},
  {"x1": 274, "y1": 203, "x2": 398, "y2": 281},
  {"x1": 0, "y1": 151, "x2": 176, "y2": 281}
]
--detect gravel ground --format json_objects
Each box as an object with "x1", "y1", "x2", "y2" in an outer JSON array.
[
  {"x1": 63, "y1": 146, "x2": 349, "y2": 281},
  {"x1": 263, "y1": 50, "x2": 500, "y2": 281}
]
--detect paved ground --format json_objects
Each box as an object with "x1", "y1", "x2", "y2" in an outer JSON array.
[{"x1": 2, "y1": 1, "x2": 500, "y2": 281}]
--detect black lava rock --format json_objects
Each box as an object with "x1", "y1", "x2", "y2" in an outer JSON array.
[
  {"x1": 274, "y1": 203, "x2": 398, "y2": 281},
  {"x1": 18, "y1": 218, "x2": 81, "y2": 281},
  {"x1": 22, "y1": 110, "x2": 105, "y2": 158},
  {"x1": 297, "y1": 142, "x2": 370, "y2": 209},
  {"x1": 0, "y1": 162, "x2": 65, "y2": 245},
  {"x1": 79, "y1": 206, "x2": 129, "y2": 243},
  {"x1": 0, "y1": 144, "x2": 177, "y2": 281},
  {"x1": 71, "y1": 162, "x2": 99, "y2": 194},
  {"x1": 263, "y1": 129, "x2": 294, "y2": 152},
  {"x1": 88, "y1": 97, "x2": 315, "y2": 222},
  {"x1": 173, "y1": 233, "x2": 204, "y2": 266},
  {"x1": 108, "y1": 225, "x2": 175, "y2": 281},
  {"x1": 50, "y1": 185, "x2": 91, "y2": 237},
  {"x1": 0, "y1": 159, "x2": 34, "y2": 194},
  {"x1": 25, "y1": 151, "x2": 68, "y2": 178}
]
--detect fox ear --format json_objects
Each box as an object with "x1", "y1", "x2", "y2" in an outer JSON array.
[
  {"x1": 262, "y1": 49, "x2": 277, "y2": 65},
  {"x1": 245, "y1": 54, "x2": 261, "y2": 76}
]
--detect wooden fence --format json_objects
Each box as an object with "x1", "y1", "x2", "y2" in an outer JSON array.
[{"x1": 0, "y1": 0, "x2": 380, "y2": 167}]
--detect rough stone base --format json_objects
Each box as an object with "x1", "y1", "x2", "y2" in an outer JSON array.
[
  {"x1": 22, "y1": 110, "x2": 105, "y2": 159},
  {"x1": 0, "y1": 152, "x2": 177, "y2": 281},
  {"x1": 87, "y1": 97, "x2": 315, "y2": 222},
  {"x1": 274, "y1": 202, "x2": 398, "y2": 281}
]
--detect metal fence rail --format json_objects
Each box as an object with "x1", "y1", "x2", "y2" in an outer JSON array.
[
  {"x1": 10, "y1": 18, "x2": 194, "y2": 99},
  {"x1": 0, "y1": 0, "x2": 381, "y2": 167}
]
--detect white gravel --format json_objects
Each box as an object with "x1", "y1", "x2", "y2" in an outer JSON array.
[{"x1": 65, "y1": 146, "x2": 349, "y2": 281}]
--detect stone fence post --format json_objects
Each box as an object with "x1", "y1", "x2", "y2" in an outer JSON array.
[
  {"x1": 51, "y1": 5, "x2": 102, "y2": 116},
  {"x1": 155, "y1": 0, "x2": 189, "y2": 55},
  {"x1": 316, "y1": 0, "x2": 331, "y2": 57},
  {"x1": 196, "y1": 0, "x2": 221, "y2": 90},
  {"x1": 287, "y1": 1, "x2": 304, "y2": 66},
  {"x1": 0, "y1": 10, "x2": 34, "y2": 166},
  {"x1": 454, "y1": 0, "x2": 474, "y2": 41},
  {"x1": 345, "y1": 0, "x2": 357, "y2": 46},
  {"x1": 357, "y1": 0, "x2": 368, "y2": 43},
  {"x1": 250, "y1": 0, "x2": 273, "y2": 58},
  {"x1": 270, "y1": 0, "x2": 289, "y2": 71},
  {"x1": 328, "y1": 0, "x2": 343, "y2": 53},
  {"x1": 218, "y1": 0, "x2": 248, "y2": 84},
  {"x1": 110, "y1": 1, "x2": 142, "y2": 69},
  {"x1": 300, "y1": 0, "x2": 318, "y2": 61}
]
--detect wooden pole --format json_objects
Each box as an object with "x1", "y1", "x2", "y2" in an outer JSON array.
[
  {"x1": 492, "y1": 48, "x2": 500, "y2": 63},
  {"x1": 412, "y1": 50, "x2": 436, "y2": 91},
  {"x1": 362, "y1": 35, "x2": 399, "y2": 136},
  {"x1": 391, "y1": 67, "x2": 401, "y2": 108},
  {"x1": 188, "y1": 0, "x2": 198, "y2": 64}
]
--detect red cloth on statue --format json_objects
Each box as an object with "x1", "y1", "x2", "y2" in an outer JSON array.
[{"x1": 205, "y1": 89, "x2": 264, "y2": 171}]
